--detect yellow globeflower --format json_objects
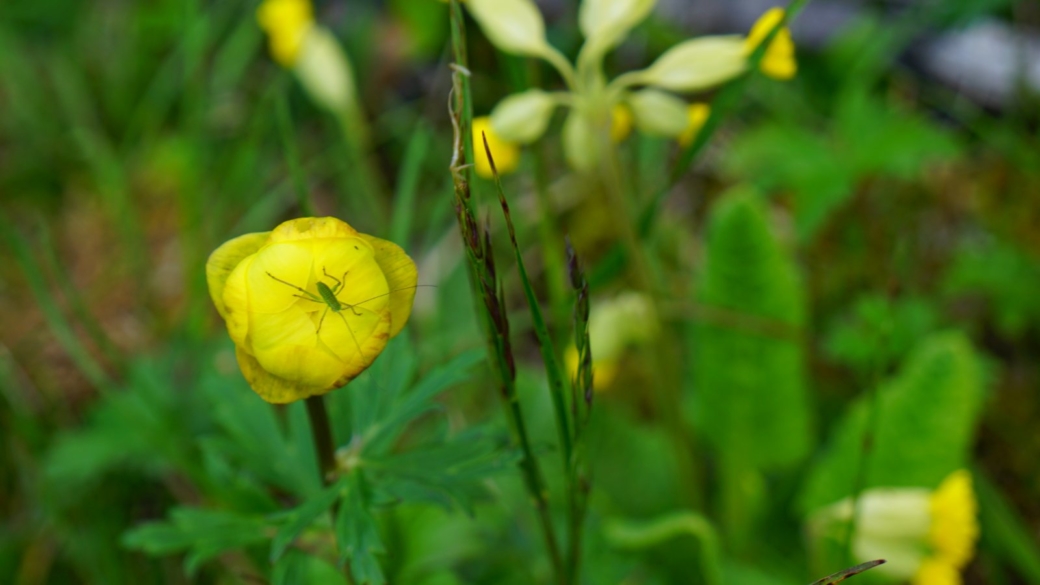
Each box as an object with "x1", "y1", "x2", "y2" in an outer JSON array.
[
  {"x1": 473, "y1": 116, "x2": 520, "y2": 179},
  {"x1": 745, "y1": 8, "x2": 797, "y2": 80},
  {"x1": 678, "y1": 103, "x2": 710, "y2": 147},
  {"x1": 257, "y1": 0, "x2": 314, "y2": 67},
  {"x1": 206, "y1": 217, "x2": 418, "y2": 404},
  {"x1": 811, "y1": 470, "x2": 979, "y2": 585}
]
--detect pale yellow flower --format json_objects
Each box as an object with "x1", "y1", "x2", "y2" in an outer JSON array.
[
  {"x1": 473, "y1": 116, "x2": 520, "y2": 178},
  {"x1": 565, "y1": 292, "x2": 657, "y2": 391},
  {"x1": 744, "y1": 8, "x2": 797, "y2": 80},
  {"x1": 467, "y1": 0, "x2": 756, "y2": 170},
  {"x1": 811, "y1": 470, "x2": 979, "y2": 585},
  {"x1": 206, "y1": 217, "x2": 417, "y2": 403},
  {"x1": 678, "y1": 103, "x2": 710, "y2": 147}
]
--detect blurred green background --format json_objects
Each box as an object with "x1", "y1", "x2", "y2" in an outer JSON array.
[{"x1": 2, "y1": 0, "x2": 1039, "y2": 583}]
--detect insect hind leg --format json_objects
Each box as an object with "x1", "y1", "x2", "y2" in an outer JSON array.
[{"x1": 334, "y1": 310, "x2": 371, "y2": 368}]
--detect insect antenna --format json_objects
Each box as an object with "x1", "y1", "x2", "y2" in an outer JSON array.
[{"x1": 349, "y1": 284, "x2": 438, "y2": 308}]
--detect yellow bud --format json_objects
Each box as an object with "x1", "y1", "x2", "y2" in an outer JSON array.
[
  {"x1": 610, "y1": 104, "x2": 633, "y2": 143},
  {"x1": 490, "y1": 90, "x2": 557, "y2": 144},
  {"x1": 206, "y1": 217, "x2": 418, "y2": 403},
  {"x1": 257, "y1": 0, "x2": 314, "y2": 66},
  {"x1": 638, "y1": 36, "x2": 747, "y2": 92},
  {"x1": 473, "y1": 116, "x2": 520, "y2": 178},
  {"x1": 678, "y1": 103, "x2": 710, "y2": 147},
  {"x1": 745, "y1": 8, "x2": 797, "y2": 80},
  {"x1": 626, "y1": 89, "x2": 689, "y2": 137}
]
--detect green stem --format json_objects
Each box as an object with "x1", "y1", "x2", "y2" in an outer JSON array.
[
  {"x1": 599, "y1": 138, "x2": 703, "y2": 510},
  {"x1": 305, "y1": 396, "x2": 337, "y2": 484},
  {"x1": 304, "y1": 395, "x2": 357, "y2": 585}
]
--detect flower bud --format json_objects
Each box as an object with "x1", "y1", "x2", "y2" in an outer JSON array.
[
  {"x1": 626, "y1": 89, "x2": 689, "y2": 137},
  {"x1": 466, "y1": 0, "x2": 551, "y2": 58},
  {"x1": 206, "y1": 217, "x2": 418, "y2": 403},
  {"x1": 293, "y1": 26, "x2": 359, "y2": 115},
  {"x1": 638, "y1": 36, "x2": 747, "y2": 92},
  {"x1": 745, "y1": 8, "x2": 797, "y2": 80},
  {"x1": 490, "y1": 90, "x2": 557, "y2": 144}
]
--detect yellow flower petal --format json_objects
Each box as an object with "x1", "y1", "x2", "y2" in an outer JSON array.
[
  {"x1": 269, "y1": 216, "x2": 359, "y2": 242},
  {"x1": 610, "y1": 104, "x2": 633, "y2": 143},
  {"x1": 913, "y1": 557, "x2": 962, "y2": 585},
  {"x1": 929, "y1": 470, "x2": 978, "y2": 569},
  {"x1": 222, "y1": 256, "x2": 256, "y2": 347},
  {"x1": 245, "y1": 241, "x2": 315, "y2": 314},
  {"x1": 744, "y1": 8, "x2": 797, "y2": 80},
  {"x1": 473, "y1": 116, "x2": 520, "y2": 178},
  {"x1": 319, "y1": 305, "x2": 391, "y2": 385},
  {"x1": 206, "y1": 231, "x2": 270, "y2": 318},
  {"x1": 235, "y1": 345, "x2": 332, "y2": 404},
  {"x1": 257, "y1": 0, "x2": 314, "y2": 66},
  {"x1": 678, "y1": 103, "x2": 710, "y2": 147},
  {"x1": 359, "y1": 234, "x2": 419, "y2": 338}
]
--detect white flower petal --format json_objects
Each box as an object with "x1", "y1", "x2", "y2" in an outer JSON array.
[
  {"x1": 579, "y1": 0, "x2": 656, "y2": 54},
  {"x1": 626, "y1": 89, "x2": 689, "y2": 136},
  {"x1": 293, "y1": 26, "x2": 358, "y2": 114},
  {"x1": 467, "y1": 0, "x2": 550, "y2": 57},
  {"x1": 639, "y1": 36, "x2": 747, "y2": 92},
  {"x1": 491, "y1": 90, "x2": 558, "y2": 144}
]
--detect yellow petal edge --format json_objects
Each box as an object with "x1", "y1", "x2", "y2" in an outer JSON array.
[{"x1": 206, "y1": 232, "x2": 271, "y2": 318}]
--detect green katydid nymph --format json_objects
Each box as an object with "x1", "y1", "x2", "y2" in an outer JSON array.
[{"x1": 265, "y1": 267, "x2": 433, "y2": 366}]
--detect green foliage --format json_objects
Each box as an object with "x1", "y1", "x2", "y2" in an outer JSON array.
[
  {"x1": 690, "y1": 189, "x2": 811, "y2": 470},
  {"x1": 120, "y1": 508, "x2": 268, "y2": 575},
  {"x1": 823, "y1": 294, "x2": 940, "y2": 375},
  {"x1": 800, "y1": 331, "x2": 987, "y2": 513},
  {"x1": 944, "y1": 238, "x2": 1040, "y2": 338}
]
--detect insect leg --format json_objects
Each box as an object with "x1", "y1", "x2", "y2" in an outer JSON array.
[
  {"x1": 334, "y1": 310, "x2": 371, "y2": 368},
  {"x1": 316, "y1": 307, "x2": 329, "y2": 334},
  {"x1": 267, "y1": 271, "x2": 321, "y2": 302}
]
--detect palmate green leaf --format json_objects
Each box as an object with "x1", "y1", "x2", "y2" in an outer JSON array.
[
  {"x1": 363, "y1": 349, "x2": 484, "y2": 456},
  {"x1": 122, "y1": 507, "x2": 268, "y2": 575},
  {"x1": 799, "y1": 331, "x2": 987, "y2": 514},
  {"x1": 367, "y1": 426, "x2": 518, "y2": 513},
  {"x1": 270, "y1": 477, "x2": 347, "y2": 562},
  {"x1": 273, "y1": 549, "x2": 350, "y2": 585},
  {"x1": 337, "y1": 472, "x2": 386, "y2": 585},
  {"x1": 690, "y1": 189, "x2": 811, "y2": 470}
]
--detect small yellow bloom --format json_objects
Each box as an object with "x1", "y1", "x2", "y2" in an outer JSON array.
[
  {"x1": 257, "y1": 0, "x2": 314, "y2": 66},
  {"x1": 745, "y1": 8, "x2": 797, "y2": 80},
  {"x1": 206, "y1": 217, "x2": 418, "y2": 403},
  {"x1": 922, "y1": 470, "x2": 979, "y2": 579},
  {"x1": 812, "y1": 470, "x2": 979, "y2": 585},
  {"x1": 678, "y1": 103, "x2": 710, "y2": 147},
  {"x1": 473, "y1": 116, "x2": 520, "y2": 178},
  {"x1": 610, "y1": 104, "x2": 633, "y2": 143},
  {"x1": 564, "y1": 292, "x2": 656, "y2": 391}
]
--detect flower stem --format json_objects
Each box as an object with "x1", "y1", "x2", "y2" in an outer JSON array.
[
  {"x1": 304, "y1": 394, "x2": 357, "y2": 585},
  {"x1": 305, "y1": 395, "x2": 337, "y2": 484}
]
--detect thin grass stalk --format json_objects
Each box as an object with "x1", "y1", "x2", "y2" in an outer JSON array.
[
  {"x1": 482, "y1": 134, "x2": 573, "y2": 480},
  {"x1": 565, "y1": 239, "x2": 593, "y2": 584},
  {"x1": 448, "y1": 3, "x2": 564, "y2": 579},
  {"x1": 276, "y1": 90, "x2": 318, "y2": 217}
]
